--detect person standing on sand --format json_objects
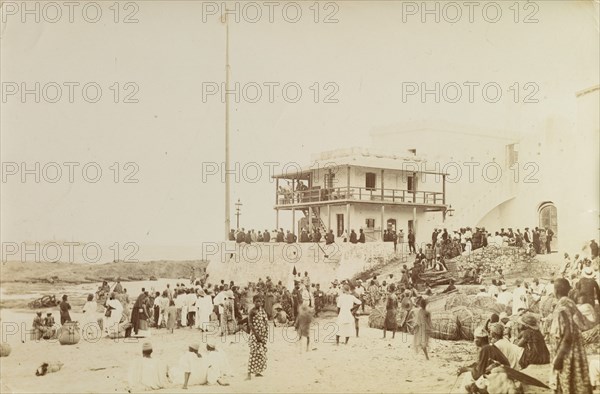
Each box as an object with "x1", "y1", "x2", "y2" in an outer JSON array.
[
  {"x1": 59, "y1": 294, "x2": 71, "y2": 325},
  {"x1": 81, "y1": 294, "x2": 98, "y2": 336},
  {"x1": 295, "y1": 304, "x2": 313, "y2": 352},
  {"x1": 335, "y1": 285, "x2": 361, "y2": 345},
  {"x1": 281, "y1": 288, "x2": 294, "y2": 321},
  {"x1": 104, "y1": 292, "x2": 124, "y2": 337},
  {"x1": 413, "y1": 298, "x2": 432, "y2": 360},
  {"x1": 195, "y1": 288, "x2": 213, "y2": 331},
  {"x1": 165, "y1": 300, "x2": 177, "y2": 333},
  {"x1": 382, "y1": 284, "x2": 398, "y2": 339},
  {"x1": 121, "y1": 289, "x2": 131, "y2": 315},
  {"x1": 247, "y1": 294, "x2": 268, "y2": 380},
  {"x1": 131, "y1": 291, "x2": 149, "y2": 335}
]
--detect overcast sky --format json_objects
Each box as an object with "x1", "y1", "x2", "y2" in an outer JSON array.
[{"x1": 1, "y1": 1, "x2": 598, "y2": 260}]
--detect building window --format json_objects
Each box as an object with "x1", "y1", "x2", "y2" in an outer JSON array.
[
  {"x1": 407, "y1": 175, "x2": 416, "y2": 192},
  {"x1": 365, "y1": 172, "x2": 376, "y2": 190},
  {"x1": 365, "y1": 218, "x2": 375, "y2": 229},
  {"x1": 408, "y1": 149, "x2": 417, "y2": 156}
]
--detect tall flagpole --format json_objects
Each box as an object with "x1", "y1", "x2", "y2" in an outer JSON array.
[{"x1": 224, "y1": 9, "x2": 231, "y2": 240}]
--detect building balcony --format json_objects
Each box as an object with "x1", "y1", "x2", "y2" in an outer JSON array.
[{"x1": 275, "y1": 186, "x2": 445, "y2": 209}]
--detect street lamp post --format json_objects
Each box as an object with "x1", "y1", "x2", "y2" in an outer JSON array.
[
  {"x1": 443, "y1": 204, "x2": 455, "y2": 222},
  {"x1": 235, "y1": 199, "x2": 243, "y2": 229}
]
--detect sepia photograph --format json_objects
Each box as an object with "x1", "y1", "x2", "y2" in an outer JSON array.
[{"x1": 1, "y1": 1, "x2": 599, "y2": 393}]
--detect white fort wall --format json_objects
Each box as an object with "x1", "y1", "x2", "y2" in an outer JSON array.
[{"x1": 204, "y1": 241, "x2": 396, "y2": 287}]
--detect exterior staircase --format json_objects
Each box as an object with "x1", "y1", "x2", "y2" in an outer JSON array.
[{"x1": 301, "y1": 207, "x2": 328, "y2": 234}]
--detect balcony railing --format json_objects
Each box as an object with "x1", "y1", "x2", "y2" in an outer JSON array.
[{"x1": 276, "y1": 186, "x2": 444, "y2": 206}]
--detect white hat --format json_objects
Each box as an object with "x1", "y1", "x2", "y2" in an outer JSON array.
[{"x1": 582, "y1": 267, "x2": 595, "y2": 278}]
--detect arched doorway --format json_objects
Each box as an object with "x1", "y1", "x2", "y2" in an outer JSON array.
[{"x1": 538, "y1": 202, "x2": 557, "y2": 251}]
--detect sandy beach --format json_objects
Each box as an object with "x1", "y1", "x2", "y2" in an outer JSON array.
[
  {"x1": 0, "y1": 255, "x2": 565, "y2": 394},
  {"x1": 0, "y1": 308, "x2": 556, "y2": 394}
]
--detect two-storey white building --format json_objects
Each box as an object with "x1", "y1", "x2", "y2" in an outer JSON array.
[{"x1": 272, "y1": 148, "x2": 449, "y2": 242}]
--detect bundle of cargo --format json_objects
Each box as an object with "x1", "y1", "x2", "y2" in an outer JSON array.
[
  {"x1": 452, "y1": 306, "x2": 491, "y2": 340},
  {"x1": 369, "y1": 304, "x2": 462, "y2": 339},
  {"x1": 368, "y1": 305, "x2": 415, "y2": 332},
  {"x1": 429, "y1": 311, "x2": 460, "y2": 340}
]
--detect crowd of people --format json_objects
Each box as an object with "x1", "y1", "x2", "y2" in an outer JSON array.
[
  {"x1": 454, "y1": 268, "x2": 599, "y2": 393},
  {"x1": 28, "y1": 232, "x2": 600, "y2": 392},
  {"x1": 229, "y1": 227, "x2": 366, "y2": 245},
  {"x1": 227, "y1": 224, "x2": 569, "y2": 265},
  {"x1": 451, "y1": 240, "x2": 600, "y2": 393},
  {"x1": 425, "y1": 226, "x2": 560, "y2": 261}
]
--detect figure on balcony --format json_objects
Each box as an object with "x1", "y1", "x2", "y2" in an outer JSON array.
[{"x1": 296, "y1": 180, "x2": 308, "y2": 191}]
